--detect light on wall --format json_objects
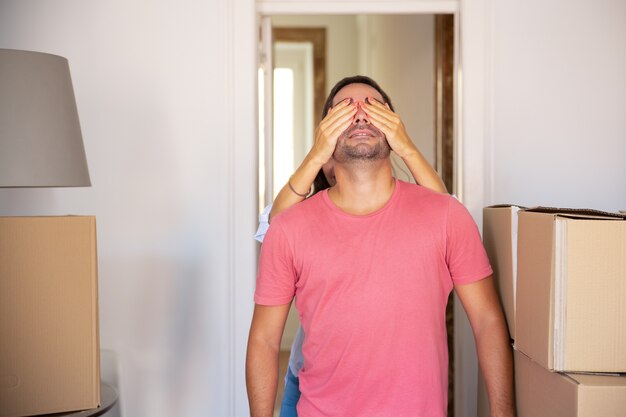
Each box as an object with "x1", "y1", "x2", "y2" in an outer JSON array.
[{"x1": 0, "y1": 49, "x2": 91, "y2": 187}]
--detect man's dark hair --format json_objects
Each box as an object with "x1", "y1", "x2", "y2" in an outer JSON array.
[{"x1": 314, "y1": 75, "x2": 394, "y2": 193}]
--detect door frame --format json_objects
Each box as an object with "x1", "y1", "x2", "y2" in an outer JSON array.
[{"x1": 273, "y1": 27, "x2": 327, "y2": 125}]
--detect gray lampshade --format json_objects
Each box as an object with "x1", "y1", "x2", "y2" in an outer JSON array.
[{"x1": 0, "y1": 49, "x2": 91, "y2": 187}]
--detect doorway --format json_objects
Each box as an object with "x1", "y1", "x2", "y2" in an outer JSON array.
[
  {"x1": 260, "y1": 14, "x2": 454, "y2": 207},
  {"x1": 258, "y1": 12, "x2": 456, "y2": 417}
]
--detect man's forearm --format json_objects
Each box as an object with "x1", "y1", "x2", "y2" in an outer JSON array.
[
  {"x1": 457, "y1": 277, "x2": 516, "y2": 417},
  {"x1": 475, "y1": 319, "x2": 516, "y2": 417},
  {"x1": 246, "y1": 338, "x2": 280, "y2": 417}
]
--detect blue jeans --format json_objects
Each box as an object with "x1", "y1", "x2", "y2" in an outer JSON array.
[{"x1": 279, "y1": 368, "x2": 301, "y2": 417}]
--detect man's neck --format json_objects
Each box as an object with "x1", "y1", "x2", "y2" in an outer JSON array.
[{"x1": 327, "y1": 159, "x2": 395, "y2": 215}]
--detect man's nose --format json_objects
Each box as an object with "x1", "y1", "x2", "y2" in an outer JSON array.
[{"x1": 353, "y1": 101, "x2": 370, "y2": 124}]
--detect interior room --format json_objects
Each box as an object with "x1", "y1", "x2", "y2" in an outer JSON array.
[{"x1": 1, "y1": 1, "x2": 625, "y2": 417}]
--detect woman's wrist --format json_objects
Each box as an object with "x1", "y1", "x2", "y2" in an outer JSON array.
[
  {"x1": 300, "y1": 153, "x2": 326, "y2": 175},
  {"x1": 287, "y1": 157, "x2": 323, "y2": 195},
  {"x1": 304, "y1": 148, "x2": 329, "y2": 170},
  {"x1": 398, "y1": 146, "x2": 422, "y2": 163},
  {"x1": 288, "y1": 176, "x2": 311, "y2": 198}
]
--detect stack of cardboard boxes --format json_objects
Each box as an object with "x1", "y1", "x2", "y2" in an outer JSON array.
[{"x1": 479, "y1": 206, "x2": 626, "y2": 417}]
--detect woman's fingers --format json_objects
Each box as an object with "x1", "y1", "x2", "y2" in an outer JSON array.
[
  {"x1": 324, "y1": 99, "x2": 356, "y2": 126},
  {"x1": 362, "y1": 98, "x2": 417, "y2": 158},
  {"x1": 319, "y1": 103, "x2": 356, "y2": 141},
  {"x1": 309, "y1": 100, "x2": 357, "y2": 164},
  {"x1": 362, "y1": 99, "x2": 397, "y2": 129}
]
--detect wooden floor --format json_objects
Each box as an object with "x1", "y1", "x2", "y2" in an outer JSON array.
[{"x1": 274, "y1": 350, "x2": 291, "y2": 417}]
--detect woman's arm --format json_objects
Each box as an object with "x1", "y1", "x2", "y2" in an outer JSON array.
[
  {"x1": 269, "y1": 157, "x2": 325, "y2": 222},
  {"x1": 269, "y1": 98, "x2": 356, "y2": 221},
  {"x1": 363, "y1": 98, "x2": 447, "y2": 194},
  {"x1": 399, "y1": 148, "x2": 447, "y2": 193}
]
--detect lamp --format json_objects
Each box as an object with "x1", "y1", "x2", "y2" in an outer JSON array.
[{"x1": 0, "y1": 48, "x2": 90, "y2": 187}]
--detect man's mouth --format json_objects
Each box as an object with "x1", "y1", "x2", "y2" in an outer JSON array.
[{"x1": 346, "y1": 126, "x2": 379, "y2": 138}]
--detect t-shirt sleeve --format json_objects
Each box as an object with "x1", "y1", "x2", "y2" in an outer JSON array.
[
  {"x1": 254, "y1": 220, "x2": 297, "y2": 305},
  {"x1": 445, "y1": 197, "x2": 493, "y2": 285}
]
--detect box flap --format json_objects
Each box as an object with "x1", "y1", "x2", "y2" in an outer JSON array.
[
  {"x1": 525, "y1": 207, "x2": 626, "y2": 220},
  {"x1": 485, "y1": 204, "x2": 527, "y2": 209},
  {"x1": 568, "y1": 373, "x2": 626, "y2": 386}
]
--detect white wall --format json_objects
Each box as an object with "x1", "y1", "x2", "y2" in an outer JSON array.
[
  {"x1": 486, "y1": 0, "x2": 626, "y2": 212},
  {"x1": 0, "y1": 1, "x2": 256, "y2": 416}
]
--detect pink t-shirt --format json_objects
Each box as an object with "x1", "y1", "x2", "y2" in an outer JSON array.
[{"x1": 255, "y1": 180, "x2": 492, "y2": 417}]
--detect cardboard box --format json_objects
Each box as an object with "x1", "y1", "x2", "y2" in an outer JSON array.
[
  {"x1": 483, "y1": 205, "x2": 523, "y2": 340},
  {"x1": 515, "y1": 349, "x2": 626, "y2": 417},
  {"x1": 516, "y1": 208, "x2": 626, "y2": 373},
  {"x1": 0, "y1": 216, "x2": 100, "y2": 417}
]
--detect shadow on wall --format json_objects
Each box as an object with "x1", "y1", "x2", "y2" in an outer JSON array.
[
  {"x1": 101, "y1": 349, "x2": 123, "y2": 417},
  {"x1": 0, "y1": 189, "x2": 62, "y2": 215},
  {"x1": 99, "y1": 255, "x2": 216, "y2": 417}
]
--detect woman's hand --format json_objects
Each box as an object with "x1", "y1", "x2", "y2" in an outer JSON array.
[
  {"x1": 362, "y1": 98, "x2": 419, "y2": 160},
  {"x1": 268, "y1": 99, "x2": 355, "y2": 220},
  {"x1": 308, "y1": 98, "x2": 357, "y2": 167},
  {"x1": 363, "y1": 97, "x2": 447, "y2": 193}
]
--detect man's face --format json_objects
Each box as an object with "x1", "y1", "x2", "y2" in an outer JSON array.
[{"x1": 331, "y1": 83, "x2": 391, "y2": 163}]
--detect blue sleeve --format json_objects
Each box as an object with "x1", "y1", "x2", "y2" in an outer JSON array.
[{"x1": 254, "y1": 203, "x2": 273, "y2": 243}]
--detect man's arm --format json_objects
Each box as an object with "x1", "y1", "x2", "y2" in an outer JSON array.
[
  {"x1": 455, "y1": 276, "x2": 516, "y2": 417},
  {"x1": 246, "y1": 303, "x2": 291, "y2": 417}
]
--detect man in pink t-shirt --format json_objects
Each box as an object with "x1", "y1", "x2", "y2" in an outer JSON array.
[{"x1": 247, "y1": 76, "x2": 516, "y2": 417}]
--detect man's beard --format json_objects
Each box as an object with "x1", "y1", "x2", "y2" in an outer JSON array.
[{"x1": 333, "y1": 124, "x2": 391, "y2": 163}]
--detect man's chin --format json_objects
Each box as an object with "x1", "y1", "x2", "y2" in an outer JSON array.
[{"x1": 333, "y1": 142, "x2": 391, "y2": 163}]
